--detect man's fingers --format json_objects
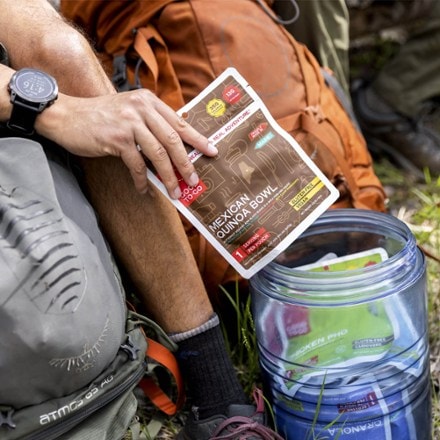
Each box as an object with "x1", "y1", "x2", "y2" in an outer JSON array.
[
  {"x1": 120, "y1": 147, "x2": 149, "y2": 194},
  {"x1": 134, "y1": 128, "x2": 184, "y2": 198},
  {"x1": 140, "y1": 113, "x2": 199, "y2": 194},
  {"x1": 153, "y1": 99, "x2": 218, "y2": 157},
  {"x1": 174, "y1": 114, "x2": 219, "y2": 157}
]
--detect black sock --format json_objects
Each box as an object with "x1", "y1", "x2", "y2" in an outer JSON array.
[{"x1": 174, "y1": 320, "x2": 248, "y2": 419}]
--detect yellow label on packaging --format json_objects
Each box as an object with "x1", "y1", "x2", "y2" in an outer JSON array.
[
  {"x1": 206, "y1": 98, "x2": 226, "y2": 117},
  {"x1": 289, "y1": 177, "x2": 325, "y2": 211}
]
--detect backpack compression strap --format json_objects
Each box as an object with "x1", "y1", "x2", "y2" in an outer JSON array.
[{"x1": 139, "y1": 337, "x2": 185, "y2": 416}]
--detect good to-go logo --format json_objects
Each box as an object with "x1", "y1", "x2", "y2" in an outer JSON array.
[{"x1": 178, "y1": 178, "x2": 207, "y2": 207}]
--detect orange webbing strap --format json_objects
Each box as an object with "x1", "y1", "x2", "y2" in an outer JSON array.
[
  {"x1": 299, "y1": 111, "x2": 362, "y2": 206},
  {"x1": 139, "y1": 337, "x2": 185, "y2": 416},
  {"x1": 294, "y1": 40, "x2": 364, "y2": 208},
  {"x1": 133, "y1": 25, "x2": 185, "y2": 110},
  {"x1": 276, "y1": 108, "x2": 362, "y2": 209}
]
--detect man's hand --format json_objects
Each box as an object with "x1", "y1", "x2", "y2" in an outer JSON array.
[{"x1": 36, "y1": 89, "x2": 218, "y2": 198}]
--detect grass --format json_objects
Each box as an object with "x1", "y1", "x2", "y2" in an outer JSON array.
[
  {"x1": 378, "y1": 161, "x2": 440, "y2": 440},
  {"x1": 348, "y1": 20, "x2": 440, "y2": 435},
  {"x1": 219, "y1": 284, "x2": 261, "y2": 396}
]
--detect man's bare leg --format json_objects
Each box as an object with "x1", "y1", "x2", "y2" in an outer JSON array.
[
  {"x1": 79, "y1": 155, "x2": 248, "y2": 423},
  {"x1": 79, "y1": 156, "x2": 213, "y2": 333}
]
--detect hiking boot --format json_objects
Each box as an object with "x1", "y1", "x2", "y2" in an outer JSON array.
[
  {"x1": 352, "y1": 83, "x2": 440, "y2": 180},
  {"x1": 177, "y1": 389, "x2": 284, "y2": 440}
]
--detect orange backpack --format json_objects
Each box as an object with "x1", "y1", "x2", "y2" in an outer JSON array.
[{"x1": 61, "y1": 0, "x2": 386, "y2": 296}]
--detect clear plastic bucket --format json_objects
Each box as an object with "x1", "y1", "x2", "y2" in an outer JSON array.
[{"x1": 250, "y1": 209, "x2": 431, "y2": 440}]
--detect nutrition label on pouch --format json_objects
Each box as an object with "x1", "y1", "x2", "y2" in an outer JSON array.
[{"x1": 147, "y1": 68, "x2": 339, "y2": 278}]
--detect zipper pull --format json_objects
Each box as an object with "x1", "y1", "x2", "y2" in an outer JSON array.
[
  {"x1": 0, "y1": 407, "x2": 16, "y2": 429},
  {"x1": 120, "y1": 335, "x2": 140, "y2": 361}
]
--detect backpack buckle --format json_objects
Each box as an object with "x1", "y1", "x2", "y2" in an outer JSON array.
[
  {"x1": 121, "y1": 335, "x2": 140, "y2": 361},
  {"x1": 0, "y1": 407, "x2": 16, "y2": 429},
  {"x1": 112, "y1": 55, "x2": 130, "y2": 92}
]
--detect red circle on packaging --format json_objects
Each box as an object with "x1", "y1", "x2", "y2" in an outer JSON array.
[{"x1": 222, "y1": 85, "x2": 241, "y2": 104}]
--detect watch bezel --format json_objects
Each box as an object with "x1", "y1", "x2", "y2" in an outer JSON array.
[{"x1": 9, "y1": 68, "x2": 59, "y2": 106}]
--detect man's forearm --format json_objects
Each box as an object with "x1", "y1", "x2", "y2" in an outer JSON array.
[{"x1": 0, "y1": 0, "x2": 114, "y2": 97}]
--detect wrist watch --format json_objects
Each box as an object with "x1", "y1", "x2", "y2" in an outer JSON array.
[{"x1": 7, "y1": 68, "x2": 58, "y2": 135}]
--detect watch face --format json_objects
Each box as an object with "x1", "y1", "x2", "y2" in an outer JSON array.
[{"x1": 14, "y1": 69, "x2": 58, "y2": 103}]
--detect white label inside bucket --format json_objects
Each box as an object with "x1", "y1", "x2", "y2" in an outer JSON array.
[{"x1": 294, "y1": 247, "x2": 389, "y2": 272}]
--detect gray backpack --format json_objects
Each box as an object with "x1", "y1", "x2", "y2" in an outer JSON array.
[{"x1": 0, "y1": 137, "x2": 181, "y2": 440}]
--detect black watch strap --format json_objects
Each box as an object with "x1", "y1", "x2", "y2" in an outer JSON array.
[
  {"x1": 7, "y1": 69, "x2": 58, "y2": 137},
  {"x1": 7, "y1": 100, "x2": 39, "y2": 135}
]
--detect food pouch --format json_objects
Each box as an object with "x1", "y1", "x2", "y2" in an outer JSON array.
[{"x1": 146, "y1": 68, "x2": 339, "y2": 278}]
